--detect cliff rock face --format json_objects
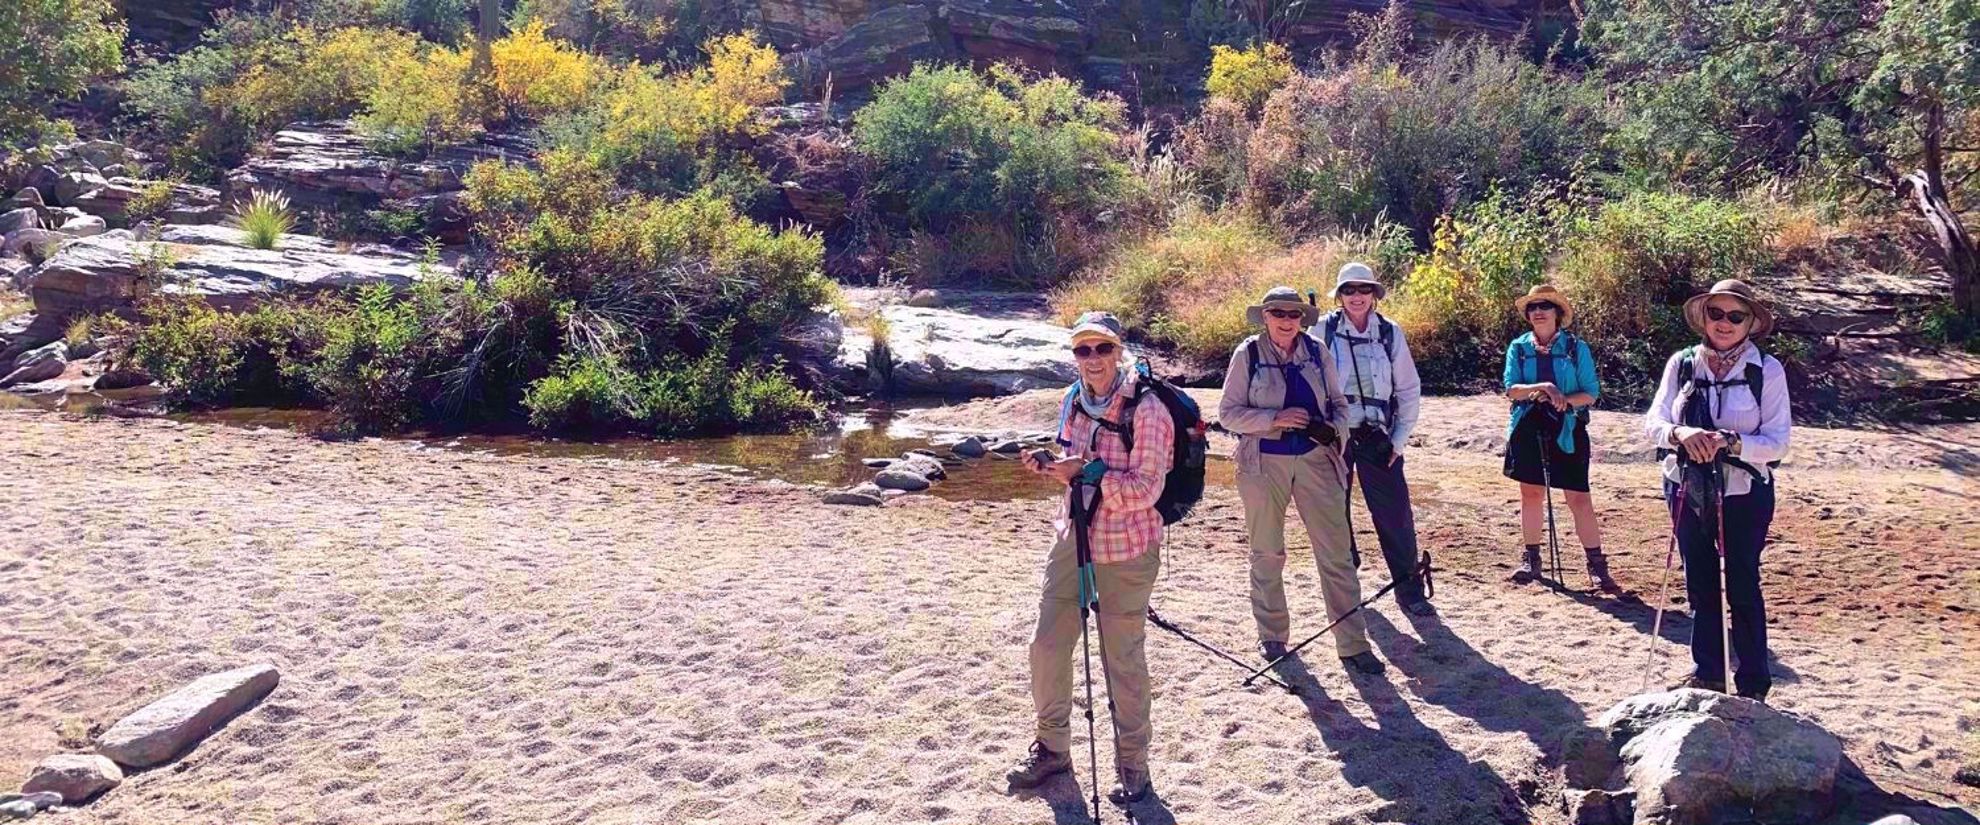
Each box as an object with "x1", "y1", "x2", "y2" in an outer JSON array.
[{"x1": 745, "y1": 0, "x2": 1550, "y2": 104}]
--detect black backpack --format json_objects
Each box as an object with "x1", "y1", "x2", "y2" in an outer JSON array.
[
  {"x1": 1660, "y1": 345, "x2": 1781, "y2": 476},
  {"x1": 1056, "y1": 361, "x2": 1209, "y2": 525}
]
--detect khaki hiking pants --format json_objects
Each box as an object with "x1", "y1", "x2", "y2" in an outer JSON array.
[
  {"x1": 1240, "y1": 449, "x2": 1372, "y2": 657},
  {"x1": 1030, "y1": 529, "x2": 1161, "y2": 770}
]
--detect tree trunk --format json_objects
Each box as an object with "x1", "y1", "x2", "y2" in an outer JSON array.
[{"x1": 1901, "y1": 170, "x2": 1980, "y2": 320}]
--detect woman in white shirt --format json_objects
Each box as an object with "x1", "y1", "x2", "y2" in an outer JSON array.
[{"x1": 1642, "y1": 279, "x2": 1792, "y2": 702}]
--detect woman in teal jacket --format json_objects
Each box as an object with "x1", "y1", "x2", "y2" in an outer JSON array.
[{"x1": 1501, "y1": 285, "x2": 1621, "y2": 594}]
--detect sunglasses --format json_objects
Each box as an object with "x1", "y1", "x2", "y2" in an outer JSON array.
[
  {"x1": 1338, "y1": 285, "x2": 1379, "y2": 297},
  {"x1": 1264, "y1": 308, "x2": 1306, "y2": 320},
  {"x1": 1072, "y1": 342, "x2": 1118, "y2": 358},
  {"x1": 1525, "y1": 301, "x2": 1558, "y2": 314},
  {"x1": 1705, "y1": 306, "x2": 1750, "y2": 325}
]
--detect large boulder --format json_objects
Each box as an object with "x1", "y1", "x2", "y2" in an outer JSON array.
[
  {"x1": 1590, "y1": 689, "x2": 1845, "y2": 825},
  {"x1": 2, "y1": 229, "x2": 67, "y2": 261},
  {"x1": 225, "y1": 121, "x2": 532, "y2": 212},
  {"x1": 0, "y1": 208, "x2": 38, "y2": 234},
  {"x1": 2, "y1": 342, "x2": 68, "y2": 388},
  {"x1": 96, "y1": 663, "x2": 280, "y2": 769},
  {"x1": 28, "y1": 223, "x2": 456, "y2": 318},
  {"x1": 20, "y1": 754, "x2": 122, "y2": 804},
  {"x1": 836, "y1": 303, "x2": 1078, "y2": 395}
]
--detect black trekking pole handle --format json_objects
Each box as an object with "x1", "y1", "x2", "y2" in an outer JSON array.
[{"x1": 1242, "y1": 577, "x2": 1401, "y2": 686}]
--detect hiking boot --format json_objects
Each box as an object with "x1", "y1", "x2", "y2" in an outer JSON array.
[
  {"x1": 1005, "y1": 740, "x2": 1071, "y2": 788},
  {"x1": 1341, "y1": 651, "x2": 1386, "y2": 676},
  {"x1": 1259, "y1": 640, "x2": 1289, "y2": 663},
  {"x1": 1509, "y1": 545, "x2": 1544, "y2": 584},
  {"x1": 1107, "y1": 767, "x2": 1152, "y2": 806},
  {"x1": 1736, "y1": 686, "x2": 1770, "y2": 704},
  {"x1": 1401, "y1": 597, "x2": 1437, "y2": 617},
  {"x1": 1585, "y1": 548, "x2": 1627, "y2": 596},
  {"x1": 1669, "y1": 675, "x2": 1726, "y2": 693}
]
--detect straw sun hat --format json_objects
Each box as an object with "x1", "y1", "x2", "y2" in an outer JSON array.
[
  {"x1": 1682, "y1": 279, "x2": 1774, "y2": 337},
  {"x1": 1513, "y1": 284, "x2": 1574, "y2": 328}
]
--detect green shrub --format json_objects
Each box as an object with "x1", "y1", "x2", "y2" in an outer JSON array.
[
  {"x1": 304, "y1": 284, "x2": 427, "y2": 431},
  {"x1": 122, "y1": 297, "x2": 330, "y2": 406},
  {"x1": 0, "y1": 0, "x2": 124, "y2": 145},
  {"x1": 525, "y1": 346, "x2": 815, "y2": 433},
  {"x1": 233, "y1": 189, "x2": 296, "y2": 249},
  {"x1": 854, "y1": 64, "x2": 1133, "y2": 284},
  {"x1": 510, "y1": 0, "x2": 728, "y2": 62},
  {"x1": 1552, "y1": 191, "x2": 1770, "y2": 404}
]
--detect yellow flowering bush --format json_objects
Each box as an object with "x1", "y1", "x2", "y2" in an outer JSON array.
[
  {"x1": 490, "y1": 21, "x2": 608, "y2": 122},
  {"x1": 1206, "y1": 42, "x2": 1293, "y2": 114}
]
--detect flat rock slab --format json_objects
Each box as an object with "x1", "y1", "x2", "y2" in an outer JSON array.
[
  {"x1": 21, "y1": 754, "x2": 121, "y2": 803},
  {"x1": 30, "y1": 224, "x2": 454, "y2": 317},
  {"x1": 96, "y1": 663, "x2": 280, "y2": 769},
  {"x1": 1596, "y1": 689, "x2": 1843, "y2": 825},
  {"x1": 836, "y1": 305, "x2": 1079, "y2": 396}
]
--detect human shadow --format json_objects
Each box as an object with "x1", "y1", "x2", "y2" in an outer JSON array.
[
  {"x1": 1276, "y1": 655, "x2": 1528, "y2": 823},
  {"x1": 1365, "y1": 608, "x2": 1602, "y2": 767},
  {"x1": 1829, "y1": 754, "x2": 1980, "y2": 825},
  {"x1": 1007, "y1": 760, "x2": 1178, "y2": 825},
  {"x1": 1544, "y1": 582, "x2": 1802, "y2": 686}
]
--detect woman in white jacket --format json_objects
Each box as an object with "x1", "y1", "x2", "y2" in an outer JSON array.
[{"x1": 1642, "y1": 279, "x2": 1791, "y2": 702}]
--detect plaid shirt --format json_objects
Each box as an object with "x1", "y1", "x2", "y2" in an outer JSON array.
[{"x1": 1055, "y1": 375, "x2": 1174, "y2": 564}]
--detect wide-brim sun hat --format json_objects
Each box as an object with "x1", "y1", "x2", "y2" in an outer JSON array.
[
  {"x1": 1329, "y1": 262, "x2": 1386, "y2": 300},
  {"x1": 1513, "y1": 283, "x2": 1574, "y2": 328},
  {"x1": 1245, "y1": 285, "x2": 1320, "y2": 326},
  {"x1": 1682, "y1": 279, "x2": 1774, "y2": 338},
  {"x1": 1068, "y1": 310, "x2": 1126, "y2": 346}
]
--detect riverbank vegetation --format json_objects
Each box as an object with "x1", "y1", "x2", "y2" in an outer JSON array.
[{"x1": 3, "y1": 0, "x2": 1974, "y2": 429}]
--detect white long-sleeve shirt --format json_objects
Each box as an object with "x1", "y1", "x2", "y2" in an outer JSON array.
[
  {"x1": 1642, "y1": 345, "x2": 1792, "y2": 497},
  {"x1": 1318, "y1": 311, "x2": 1421, "y2": 455}
]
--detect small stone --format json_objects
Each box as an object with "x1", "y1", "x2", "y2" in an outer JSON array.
[
  {"x1": 860, "y1": 458, "x2": 894, "y2": 469},
  {"x1": 1867, "y1": 816, "x2": 1920, "y2": 825},
  {"x1": 821, "y1": 487, "x2": 883, "y2": 506},
  {"x1": 1957, "y1": 760, "x2": 1980, "y2": 788},
  {"x1": 990, "y1": 439, "x2": 1026, "y2": 454},
  {"x1": 22, "y1": 754, "x2": 121, "y2": 804},
  {"x1": 893, "y1": 453, "x2": 946, "y2": 480},
  {"x1": 20, "y1": 793, "x2": 61, "y2": 811},
  {"x1": 59, "y1": 215, "x2": 106, "y2": 238},
  {"x1": 953, "y1": 437, "x2": 987, "y2": 458},
  {"x1": 874, "y1": 468, "x2": 931, "y2": 491},
  {"x1": 906, "y1": 288, "x2": 942, "y2": 307},
  {"x1": 0, "y1": 799, "x2": 34, "y2": 820}
]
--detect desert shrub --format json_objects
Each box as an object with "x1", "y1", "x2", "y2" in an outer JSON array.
[
  {"x1": 1055, "y1": 209, "x2": 1412, "y2": 362},
  {"x1": 126, "y1": 21, "x2": 423, "y2": 176},
  {"x1": 1206, "y1": 42, "x2": 1293, "y2": 113},
  {"x1": 853, "y1": 64, "x2": 1133, "y2": 284},
  {"x1": 488, "y1": 21, "x2": 610, "y2": 123},
  {"x1": 0, "y1": 0, "x2": 124, "y2": 145},
  {"x1": 358, "y1": 43, "x2": 485, "y2": 153},
  {"x1": 1550, "y1": 191, "x2": 1770, "y2": 404},
  {"x1": 539, "y1": 33, "x2": 784, "y2": 200},
  {"x1": 524, "y1": 345, "x2": 814, "y2": 433},
  {"x1": 302, "y1": 283, "x2": 429, "y2": 431},
  {"x1": 1185, "y1": 14, "x2": 1608, "y2": 243},
  {"x1": 125, "y1": 179, "x2": 181, "y2": 223},
  {"x1": 510, "y1": 0, "x2": 730, "y2": 62}
]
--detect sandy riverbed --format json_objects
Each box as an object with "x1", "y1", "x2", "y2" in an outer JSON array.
[{"x1": 0, "y1": 406, "x2": 1974, "y2": 824}]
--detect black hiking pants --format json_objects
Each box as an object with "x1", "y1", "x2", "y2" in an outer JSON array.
[{"x1": 1665, "y1": 478, "x2": 1775, "y2": 696}]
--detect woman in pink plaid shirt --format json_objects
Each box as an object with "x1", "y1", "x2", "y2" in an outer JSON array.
[{"x1": 1005, "y1": 311, "x2": 1172, "y2": 808}]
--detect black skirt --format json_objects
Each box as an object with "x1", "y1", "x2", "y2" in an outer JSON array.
[{"x1": 1503, "y1": 407, "x2": 1591, "y2": 492}]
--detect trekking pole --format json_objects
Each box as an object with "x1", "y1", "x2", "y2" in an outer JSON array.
[
  {"x1": 1713, "y1": 461, "x2": 1733, "y2": 693},
  {"x1": 1536, "y1": 425, "x2": 1562, "y2": 585},
  {"x1": 1641, "y1": 482, "x2": 1686, "y2": 693},
  {"x1": 1241, "y1": 553, "x2": 1430, "y2": 686},
  {"x1": 1068, "y1": 483, "x2": 1105, "y2": 824},
  {"x1": 1146, "y1": 607, "x2": 1294, "y2": 693},
  {"x1": 1070, "y1": 481, "x2": 1137, "y2": 823}
]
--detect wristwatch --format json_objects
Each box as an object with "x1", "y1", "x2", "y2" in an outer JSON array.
[{"x1": 1725, "y1": 431, "x2": 1743, "y2": 456}]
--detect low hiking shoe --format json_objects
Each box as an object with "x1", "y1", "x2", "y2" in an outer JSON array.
[
  {"x1": 1402, "y1": 598, "x2": 1437, "y2": 617},
  {"x1": 1585, "y1": 549, "x2": 1628, "y2": 596},
  {"x1": 1259, "y1": 640, "x2": 1289, "y2": 663},
  {"x1": 1005, "y1": 740, "x2": 1071, "y2": 788},
  {"x1": 1736, "y1": 686, "x2": 1771, "y2": 704},
  {"x1": 1669, "y1": 675, "x2": 1726, "y2": 693},
  {"x1": 1341, "y1": 651, "x2": 1386, "y2": 676},
  {"x1": 1107, "y1": 767, "x2": 1152, "y2": 806}
]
